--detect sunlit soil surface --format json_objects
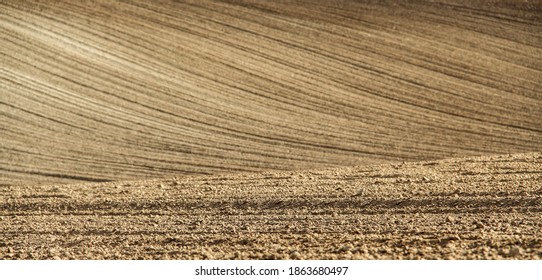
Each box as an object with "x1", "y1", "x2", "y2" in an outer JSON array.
[
  {"x1": 1, "y1": 0, "x2": 541, "y2": 185},
  {"x1": 1, "y1": 153, "x2": 540, "y2": 259}
]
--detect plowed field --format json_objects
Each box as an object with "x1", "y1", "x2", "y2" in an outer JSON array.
[
  {"x1": 1, "y1": 153, "x2": 541, "y2": 259},
  {"x1": 1, "y1": 0, "x2": 541, "y2": 259}
]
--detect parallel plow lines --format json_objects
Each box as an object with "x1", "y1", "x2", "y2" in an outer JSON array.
[{"x1": 1, "y1": 0, "x2": 541, "y2": 185}]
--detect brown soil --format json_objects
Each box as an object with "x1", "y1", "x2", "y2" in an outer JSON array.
[
  {"x1": 1, "y1": 1, "x2": 541, "y2": 260},
  {"x1": 1, "y1": 153, "x2": 541, "y2": 259},
  {"x1": 1, "y1": 0, "x2": 541, "y2": 185}
]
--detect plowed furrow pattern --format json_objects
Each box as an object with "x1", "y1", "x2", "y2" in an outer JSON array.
[{"x1": 1, "y1": 0, "x2": 541, "y2": 185}]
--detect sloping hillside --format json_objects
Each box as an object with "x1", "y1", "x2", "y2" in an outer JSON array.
[{"x1": 1, "y1": 0, "x2": 541, "y2": 185}]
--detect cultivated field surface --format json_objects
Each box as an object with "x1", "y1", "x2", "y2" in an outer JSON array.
[
  {"x1": 1, "y1": 0, "x2": 541, "y2": 259},
  {"x1": 1, "y1": 153, "x2": 541, "y2": 259},
  {"x1": 2, "y1": 0, "x2": 541, "y2": 185}
]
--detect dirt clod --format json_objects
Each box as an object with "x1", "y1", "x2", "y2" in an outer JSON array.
[{"x1": 509, "y1": 246, "x2": 523, "y2": 257}]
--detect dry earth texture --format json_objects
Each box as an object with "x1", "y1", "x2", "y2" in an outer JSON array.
[
  {"x1": 1, "y1": 0, "x2": 542, "y2": 260},
  {"x1": 1, "y1": 153, "x2": 541, "y2": 260}
]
